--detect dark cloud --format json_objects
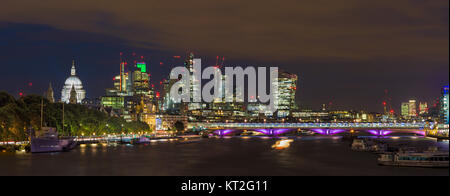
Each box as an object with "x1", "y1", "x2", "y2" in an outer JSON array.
[{"x1": 1, "y1": 0, "x2": 448, "y2": 61}]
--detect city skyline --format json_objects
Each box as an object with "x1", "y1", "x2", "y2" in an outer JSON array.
[
  {"x1": 0, "y1": 0, "x2": 448, "y2": 178},
  {"x1": 0, "y1": 51, "x2": 447, "y2": 113},
  {"x1": 0, "y1": 0, "x2": 448, "y2": 113}
]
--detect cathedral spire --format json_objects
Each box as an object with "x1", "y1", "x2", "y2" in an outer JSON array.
[
  {"x1": 46, "y1": 82, "x2": 55, "y2": 103},
  {"x1": 71, "y1": 59, "x2": 76, "y2": 76}
]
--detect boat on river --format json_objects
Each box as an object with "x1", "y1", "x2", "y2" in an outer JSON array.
[
  {"x1": 378, "y1": 149, "x2": 449, "y2": 168},
  {"x1": 132, "y1": 136, "x2": 151, "y2": 144},
  {"x1": 30, "y1": 99, "x2": 76, "y2": 153},
  {"x1": 351, "y1": 139, "x2": 387, "y2": 152},
  {"x1": 30, "y1": 127, "x2": 77, "y2": 153}
]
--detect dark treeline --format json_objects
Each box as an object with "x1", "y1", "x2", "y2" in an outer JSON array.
[{"x1": 0, "y1": 92, "x2": 150, "y2": 142}]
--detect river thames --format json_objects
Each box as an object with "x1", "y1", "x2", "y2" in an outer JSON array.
[{"x1": 0, "y1": 136, "x2": 448, "y2": 176}]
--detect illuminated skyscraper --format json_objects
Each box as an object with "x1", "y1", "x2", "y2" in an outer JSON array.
[
  {"x1": 276, "y1": 71, "x2": 298, "y2": 118},
  {"x1": 131, "y1": 61, "x2": 153, "y2": 98},
  {"x1": 441, "y1": 85, "x2": 449, "y2": 124},
  {"x1": 408, "y1": 99, "x2": 417, "y2": 117},
  {"x1": 162, "y1": 78, "x2": 183, "y2": 114},
  {"x1": 61, "y1": 60, "x2": 86, "y2": 103},
  {"x1": 185, "y1": 52, "x2": 202, "y2": 121},
  {"x1": 419, "y1": 102, "x2": 428, "y2": 115},
  {"x1": 401, "y1": 102, "x2": 409, "y2": 118}
]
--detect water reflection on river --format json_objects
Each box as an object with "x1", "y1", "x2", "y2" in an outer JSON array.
[{"x1": 0, "y1": 136, "x2": 448, "y2": 176}]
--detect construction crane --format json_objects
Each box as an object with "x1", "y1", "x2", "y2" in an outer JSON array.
[
  {"x1": 214, "y1": 56, "x2": 226, "y2": 68},
  {"x1": 383, "y1": 89, "x2": 394, "y2": 115}
]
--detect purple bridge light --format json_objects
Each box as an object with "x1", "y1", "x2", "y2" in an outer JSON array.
[
  {"x1": 213, "y1": 129, "x2": 294, "y2": 136},
  {"x1": 311, "y1": 129, "x2": 346, "y2": 135},
  {"x1": 411, "y1": 131, "x2": 426, "y2": 136},
  {"x1": 213, "y1": 129, "x2": 235, "y2": 136},
  {"x1": 255, "y1": 129, "x2": 292, "y2": 136},
  {"x1": 368, "y1": 130, "x2": 392, "y2": 136}
]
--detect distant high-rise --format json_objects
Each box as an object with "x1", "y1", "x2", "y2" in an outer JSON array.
[
  {"x1": 408, "y1": 99, "x2": 417, "y2": 117},
  {"x1": 61, "y1": 60, "x2": 86, "y2": 103},
  {"x1": 441, "y1": 85, "x2": 449, "y2": 124},
  {"x1": 185, "y1": 52, "x2": 202, "y2": 120},
  {"x1": 419, "y1": 102, "x2": 428, "y2": 115},
  {"x1": 46, "y1": 83, "x2": 55, "y2": 103},
  {"x1": 276, "y1": 71, "x2": 298, "y2": 118},
  {"x1": 131, "y1": 61, "x2": 153, "y2": 98},
  {"x1": 401, "y1": 102, "x2": 409, "y2": 118}
]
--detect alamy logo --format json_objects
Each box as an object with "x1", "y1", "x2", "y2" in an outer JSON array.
[{"x1": 169, "y1": 58, "x2": 279, "y2": 114}]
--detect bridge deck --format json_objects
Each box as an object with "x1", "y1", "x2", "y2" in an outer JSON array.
[{"x1": 188, "y1": 122, "x2": 430, "y2": 130}]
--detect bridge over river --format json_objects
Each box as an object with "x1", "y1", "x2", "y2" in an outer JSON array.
[{"x1": 188, "y1": 122, "x2": 438, "y2": 137}]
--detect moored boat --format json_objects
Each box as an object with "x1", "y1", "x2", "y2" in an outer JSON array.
[
  {"x1": 378, "y1": 151, "x2": 449, "y2": 168},
  {"x1": 131, "y1": 135, "x2": 151, "y2": 144},
  {"x1": 30, "y1": 127, "x2": 77, "y2": 153},
  {"x1": 30, "y1": 100, "x2": 77, "y2": 153},
  {"x1": 351, "y1": 139, "x2": 367, "y2": 151}
]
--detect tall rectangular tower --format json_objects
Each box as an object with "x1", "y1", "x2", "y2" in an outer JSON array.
[
  {"x1": 408, "y1": 99, "x2": 417, "y2": 117},
  {"x1": 441, "y1": 85, "x2": 449, "y2": 124}
]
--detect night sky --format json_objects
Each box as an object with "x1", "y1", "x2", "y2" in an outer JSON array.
[{"x1": 0, "y1": 0, "x2": 448, "y2": 113}]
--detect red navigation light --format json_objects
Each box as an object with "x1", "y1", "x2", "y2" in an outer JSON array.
[
  {"x1": 141, "y1": 56, "x2": 144, "y2": 59},
  {"x1": 113, "y1": 77, "x2": 115, "y2": 81},
  {"x1": 156, "y1": 92, "x2": 160, "y2": 98},
  {"x1": 151, "y1": 84, "x2": 154, "y2": 88},
  {"x1": 28, "y1": 82, "x2": 33, "y2": 87},
  {"x1": 19, "y1": 92, "x2": 23, "y2": 96},
  {"x1": 173, "y1": 56, "x2": 181, "y2": 59},
  {"x1": 160, "y1": 62, "x2": 164, "y2": 66},
  {"x1": 390, "y1": 109, "x2": 395, "y2": 114},
  {"x1": 382, "y1": 102, "x2": 386, "y2": 106}
]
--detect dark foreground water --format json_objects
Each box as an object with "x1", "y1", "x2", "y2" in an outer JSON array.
[{"x1": 0, "y1": 136, "x2": 448, "y2": 176}]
